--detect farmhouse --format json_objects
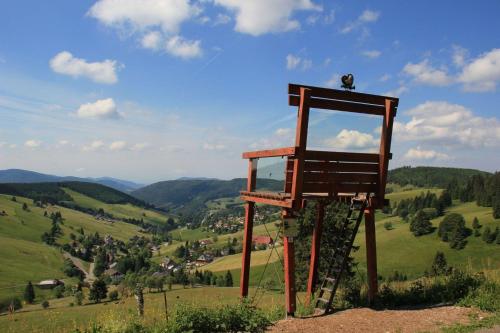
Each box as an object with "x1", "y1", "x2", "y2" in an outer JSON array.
[
  {"x1": 195, "y1": 254, "x2": 214, "y2": 266},
  {"x1": 252, "y1": 235, "x2": 273, "y2": 247},
  {"x1": 37, "y1": 279, "x2": 64, "y2": 289}
]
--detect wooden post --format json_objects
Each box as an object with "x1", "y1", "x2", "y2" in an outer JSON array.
[
  {"x1": 283, "y1": 235, "x2": 296, "y2": 316},
  {"x1": 163, "y1": 291, "x2": 168, "y2": 321},
  {"x1": 364, "y1": 205, "x2": 378, "y2": 304},
  {"x1": 240, "y1": 159, "x2": 257, "y2": 298},
  {"x1": 378, "y1": 99, "x2": 396, "y2": 207},
  {"x1": 306, "y1": 202, "x2": 324, "y2": 302}
]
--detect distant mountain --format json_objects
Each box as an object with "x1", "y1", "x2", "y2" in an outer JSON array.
[
  {"x1": 388, "y1": 166, "x2": 491, "y2": 188},
  {"x1": 131, "y1": 178, "x2": 283, "y2": 213},
  {"x1": 0, "y1": 169, "x2": 143, "y2": 193}
]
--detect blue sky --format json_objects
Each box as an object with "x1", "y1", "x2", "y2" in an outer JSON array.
[{"x1": 0, "y1": 0, "x2": 499, "y2": 183}]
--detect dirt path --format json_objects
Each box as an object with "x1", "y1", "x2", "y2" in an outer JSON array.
[
  {"x1": 267, "y1": 306, "x2": 483, "y2": 333},
  {"x1": 63, "y1": 252, "x2": 95, "y2": 282}
]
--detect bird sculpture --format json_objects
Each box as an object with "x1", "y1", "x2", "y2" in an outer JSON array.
[{"x1": 341, "y1": 74, "x2": 355, "y2": 90}]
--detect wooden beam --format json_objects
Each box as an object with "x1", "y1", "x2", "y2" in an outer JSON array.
[
  {"x1": 306, "y1": 202, "x2": 324, "y2": 302},
  {"x1": 283, "y1": 235, "x2": 296, "y2": 316},
  {"x1": 289, "y1": 95, "x2": 386, "y2": 116},
  {"x1": 302, "y1": 182, "x2": 378, "y2": 194},
  {"x1": 240, "y1": 159, "x2": 257, "y2": 298},
  {"x1": 378, "y1": 99, "x2": 396, "y2": 205},
  {"x1": 303, "y1": 172, "x2": 378, "y2": 183},
  {"x1": 288, "y1": 83, "x2": 399, "y2": 107},
  {"x1": 304, "y1": 150, "x2": 379, "y2": 163},
  {"x1": 290, "y1": 88, "x2": 311, "y2": 206},
  {"x1": 242, "y1": 147, "x2": 296, "y2": 159},
  {"x1": 364, "y1": 206, "x2": 378, "y2": 304},
  {"x1": 303, "y1": 161, "x2": 379, "y2": 173}
]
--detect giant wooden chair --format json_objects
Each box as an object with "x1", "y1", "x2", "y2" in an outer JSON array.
[{"x1": 239, "y1": 83, "x2": 398, "y2": 315}]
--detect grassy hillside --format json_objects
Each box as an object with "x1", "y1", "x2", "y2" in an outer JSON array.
[
  {"x1": 0, "y1": 194, "x2": 144, "y2": 299},
  {"x1": 0, "y1": 181, "x2": 150, "y2": 207},
  {"x1": 63, "y1": 188, "x2": 170, "y2": 225},
  {"x1": 131, "y1": 178, "x2": 283, "y2": 212},
  {"x1": 353, "y1": 200, "x2": 500, "y2": 279}
]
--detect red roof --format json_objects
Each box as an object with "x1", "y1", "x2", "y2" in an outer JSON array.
[{"x1": 252, "y1": 236, "x2": 273, "y2": 245}]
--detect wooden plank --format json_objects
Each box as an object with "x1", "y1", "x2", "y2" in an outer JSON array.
[
  {"x1": 305, "y1": 150, "x2": 379, "y2": 163},
  {"x1": 304, "y1": 161, "x2": 379, "y2": 173},
  {"x1": 240, "y1": 195, "x2": 293, "y2": 208},
  {"x1": 289, "y1": 95, "x2": 385, "y2": 116},
  {"x1": 303, "y1": 172, "x2": 378, "y2": 183},
  {"x1": 242, "y1": 147, "x2": 296, "y2": 159},
  {"x1": 289, "y1": 83, "x2": 398, "y2": 107},
  {"x1": 302, "y1": 182, "x2": 378, "y2": 194}
]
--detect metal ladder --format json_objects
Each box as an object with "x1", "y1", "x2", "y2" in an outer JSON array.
[{"x1": 314, "y1": 196, "x2": 368, "y2": 314}]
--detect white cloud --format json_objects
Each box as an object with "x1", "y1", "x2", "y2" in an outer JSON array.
[
  {"x1": 50, "y1": 51, "x2": 119, "y2": 84},
  {"x1": 214, "y1": 0, "x2": 321, "y2": 36},
  {"x1": 395, "y1": 101, "x2": 500, "y2": 148},
  {"x1": 58, "y1": 140, "x2": 69, "y2": 146},
  {"x1": 458, "y1": 48, "x2": 500, "y2": 92},
  {"x1": 141, "y1": 31, "x2": 162, "y2": 49},
  {"x1": 361, "y1": 50, "x2": 381, "y2": 59},
  {"x1": 76, "y1": 98, "x2": 121, "y2": 119},
  {"x1": 24, "y1": 140, "x2": 41, "y2": 148},
  {"x1": 404, "y1": 147, "x2": 449, "y2": 160},
  {"x1": 384, "y1": 85, "x2": 408, "y2": 97},
  {"x1": 165, "y1": 36, "x2": 202, "y2": 59},
  {"x1": 214, "y1": 13, "x2": 231, "y2": 26},
  {"x1": 359, "y1": 9, "x2": 380, "y2": 22},
  {"x1": 286, "y1": 54, "x2": 301, "y2": 70},
  {"x1": 403, "y1": 59, "x2": 453, "y2": 86},
  {"x1": 203, "y1": 143, "x2": 226, "y2": 150},
  {"x1": 341, "y1": 9, "x2": 380, "y2": 34},
  {"x1": 89, "y1": 0, "x2": 202, "y2": 59},
  {"x1": 323, "y1": 129, "x2": 378, "y2": 150},
  {"x1": 379, "y1": 73, "x2": 391, "y2": 82},
  {"x1": 109, "y1": 140, "x2": 127, "y2": 151},
  {"x1": 275, "y1": 128, "x2": 292, "y2": 137},
  {"x1": 286, "y1": 54, "x2": 312, "y2": 71},
  {"x1": 83, "y1": 140, "x2": 105, "y2": 152},
  {"x1": 88, "y1": 0, "x2": 195, "y2": 34},
  {"x1": 452, "y1": 45, "x2": 468, "y2": 67}
]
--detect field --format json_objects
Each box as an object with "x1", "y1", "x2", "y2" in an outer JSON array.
[{"x1": 0, "y1": 286, "x2": 289, "y2": 333}]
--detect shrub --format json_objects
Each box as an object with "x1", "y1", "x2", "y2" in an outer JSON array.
[
  {"x1": 109, "y1": 290, "x2": 119, "y2": 301},
  {"x1": 0, "y1": 297, "x2": 22, "y2": 312},
  {"x1": 383, "y1": 222, "x2": 394, "y2": 230},
  {"x1": 460, "y1": 280, "x2": 500, "y2": 312},
  {"x1": 42, "y1": 300, "x2": 49, "y2": 309}
]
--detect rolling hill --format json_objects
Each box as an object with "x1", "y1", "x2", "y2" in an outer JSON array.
[
  {"x1": 131, "y1": 178, "x2": 283, "y2": 212},
  {"x1": 387, "y1": 166, "x2": 490, "y2": 188},
  {"x1": 0, "y1": 182, "x2": 172, "y2": 300},
  {"x1": 0, "y1": 169, "x2": 143, "y2": 193}
]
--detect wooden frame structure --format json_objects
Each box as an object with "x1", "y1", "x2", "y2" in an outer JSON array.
[{"x1": 240, "y1": 83, "x2": 398, "y2": 316}]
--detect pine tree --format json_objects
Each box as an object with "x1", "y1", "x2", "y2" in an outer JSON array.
[
  {"x1": 409, "y1": 210, "x2": 433, "y2": 236},
  {"x1": 88, "y1": 278, "x2": 107, "y2": 303},
  {"x1": 225, "y1": 270, "x2": 233, "y2": 287},
  {"x1": 23, "y1": 281, "x2": 35, "y2": 304},
  {"x1": 482, "y1": 227, "x2": 491, "y2": 243},
  {"x1": 431, "y1": 251, "x2": 448, "y2": 276},
  {"x1": 472, "y1": 217, "x2": 480, "y2": 230}
]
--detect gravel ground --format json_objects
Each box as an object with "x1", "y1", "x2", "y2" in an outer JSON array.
[{"x1": 267, "y1": 306, "x2": 482, "y2": 333}]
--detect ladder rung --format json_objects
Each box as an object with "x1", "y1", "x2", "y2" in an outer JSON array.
[
  {"x1": 325, "y1": 277, "x2": 336, "y2": 283},
  {"x1": 321, "y1": 287, "x2": 334, "y2": 292},
  {"x1": 317, "y1": 297, "x2": 330, "y2": 303}
]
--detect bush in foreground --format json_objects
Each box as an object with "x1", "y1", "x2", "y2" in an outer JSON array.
[{"x1": 72, "y1": 301, "x2": 273, "y2": 333}]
